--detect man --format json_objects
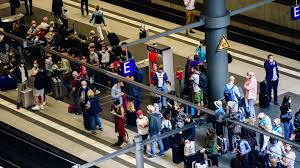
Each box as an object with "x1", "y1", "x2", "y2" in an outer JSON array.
[
  {"x1": 78, "y1": 80, "x2": 91, "y2": 130},
  {"x1": 9, "y1": 0, "x2": 20, "y2": 15},
  {"x1": 32, "y1": 61, "x2": 46, "y2": 111},
  {"x1": 147, "y1": 105, "x2": 164, "y2": 158},
  {"x1": 24, "y1": 0, "x2": 33, "y2": 15},
  {"x1": 281, "y1": 144, "x2": 296, "y2": 168},
  {"x1": 183, "y1": 0, "x2": 195, "y2": 35},
  {"x1": 121, "y1": 42, "x2": 132, "y2": 60},
  {"x1": 264, "y1": 54, "x2": 279, "y2": 105},
  {"x1": 26, "y1": 20, "x2": 37, "y2": 40},
  {"x1": 81, "y1": 0, "x2": 88, "y2": 16},
  {"x1": 152, "y1": 65, "x2": 168, "y2": 109},
  {"x1": 258, "y1": 113, "x2": 272, "y2": 151},
  {"x1": 90, "y1": 5, "x2": 106, "y2": 41},
  {"x1": 243, "y1": 72, "x2": 257, "y2": 119},
  {"x1": 88, "y1": 43, "x2": 100, "y2": 67},
  {"x1": 52, "y1": 0, "x2": 64, "y2": 27},
  {"x1": 224, "y1": 76, "x2": 241, "y2": 111},
  {"x1": 136, "y1": 110, "x2": 149, "y2": 153},
  {"x1": 189, "y1": 66, "x2": 203, "y2": 111},
  {"x1": 111, "y1": 80, "x2": 124, "y2": 105},
  {"x1": 14, "y1": 60, "x2": 28, "y2": 109},
  {"x1": 233, "y1": 132, "x2": 251, "y2": 168}
]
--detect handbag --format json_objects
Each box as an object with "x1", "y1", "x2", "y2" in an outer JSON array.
[{"x1": 184, "y1": 141, "x2": 196, "y2": 156}]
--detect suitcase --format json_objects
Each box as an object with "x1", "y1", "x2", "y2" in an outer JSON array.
[
  {"x1": 139, "y1": 19, "x2": 147, "y2": 39},
  {"x1": 259, "y1": 80, "x2": 269, "y2": 95},
  {"x1": 68, "y1": 104, "x2": 80, "y2": 114},
  {"x1": 259, "y1": 93, "x2": 270, "y2": 108},
  {"x1": 52, "y1": 78, "x2": 63, "y2": 100},
  {"x1": 0, "y1": 76, "x2": 17, "y2": 91},
  {"x1": 184, "y1": 151, "x2": 205, "y2": 168},
  {"x1": 217, "y1": 136, "x2": 228, "y2": 154},
  {"x1": 21, "y1": 88, "x2": 34, "y2": 109},
  {"x1": 172, "y1": 143, "x2": 184, "y2": 164}
]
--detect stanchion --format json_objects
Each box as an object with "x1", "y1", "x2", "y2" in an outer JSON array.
[{"x1": 134, "y1": 135, "x2": 144, "y2": 168}]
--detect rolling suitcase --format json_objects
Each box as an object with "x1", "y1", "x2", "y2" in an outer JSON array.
[
  {"x1": 259, "y1": 80, "x2": 269, "y2": 95},
  {"x1": 184, "y1": 151, "x2": 205, "y2": 168},
  {"x1": 259, "y1": 93, "x2": 270, "y2": 108},
  {"x1": 105, "y1": 26, "x2": 120, "y2": 46},
  {"x1": 52, "y1": 77, "x2": 63, "y2": 100},
  {"x1": 172, "y1": 143, "x2": 184, "y2": 164},
  {"x1": 217, "y1": 136, "x2": 228, "y2": 154},
  {"x1": 139, "y1": 19, "x2": 147, "y2": 39},
  {"x1": 68, "y1": 104, "x2": 80, "y2": 114},
  {"x1": 21, "y1": 88, "x2": 34, "y2": 109}
]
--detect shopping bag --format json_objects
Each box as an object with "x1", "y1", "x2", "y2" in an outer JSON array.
[{"x1": 184, "y1": 141, "x2": 195, "y2": 156}]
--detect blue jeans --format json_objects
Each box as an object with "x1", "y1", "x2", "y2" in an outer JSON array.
[
  {"x1": 150, "y1": 133, "x2": 164, "y2": 157},
  {"x1": 156, "y1": 85, "x2": 167, "y2": 108},
  {"x1": 248, "y1": 99, "x2": 256, "y2": 119},
  {"x1": 90, "y1": 114, "x2": 103, "y2": 131},
  {"x1": 283, "y1": 120, "x2": 294, "y2": 139}
]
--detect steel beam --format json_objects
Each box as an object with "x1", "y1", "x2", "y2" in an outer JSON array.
[{"x1": 230, "y1": 0, "x2": 275, "y2": 16}]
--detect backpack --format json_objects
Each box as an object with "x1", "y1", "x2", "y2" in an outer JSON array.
[
  {"x1": 156, "y1": 72, "x2": 165, "y2": 88},
  {"x1": 95, "y1": 14, "x2": 103, "y2": 24},
  {"x1": 197, "y1": 72, "x2": 208, "y2": 89},
  {"x1": 134, "y1": 67, "x2": 144, "y2": 83},
  {"x1": 11, "y1": 0, "x2": 20, "y2": 8},
  {"x1": 224, "y1": 85, "x2": 235, "y2": 102}
]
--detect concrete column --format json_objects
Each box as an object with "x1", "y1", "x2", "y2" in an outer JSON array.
[
  {"x1": 134, "y1": 135, "x2": 144, "y2": 168},
  {"x1": 204, "y1": 0, "x2": 230, "y2": 109}
]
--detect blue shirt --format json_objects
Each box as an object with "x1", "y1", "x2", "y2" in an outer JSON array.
[{"x1": 215, "y1": 107, "x2": 225, "y2": 117}]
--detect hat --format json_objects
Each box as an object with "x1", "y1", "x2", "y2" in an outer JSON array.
[
  {"x1": 137, "y1": 110, "x2": 143, "y2": 117},
  {"x1": 273, "y1": 118, "x2": 281, "y2": 126},
  {"x1": 88, "y1": 43, "x2": 95, "y2": 49},
  {"x1": 214, "y1": 100, "x2": 222, "y2": 109},
  {"x1": 147, "y1": 105, "x2": 155, "y2": 112},
  {"x1": 258, "y1": 113, "x2": 266, "y2": 119}
]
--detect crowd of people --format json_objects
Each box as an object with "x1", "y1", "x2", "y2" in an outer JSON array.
[{"x1": 0, "y1": 3, "x2": 299, "y2": 168}]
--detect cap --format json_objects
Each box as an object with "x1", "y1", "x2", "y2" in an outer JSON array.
[
  {"x1": 214, "y1": 100, "x2": 222, "y2": 109},
  {"x1": 137, "y1": 110, "x2": 143, "y2": 117}
]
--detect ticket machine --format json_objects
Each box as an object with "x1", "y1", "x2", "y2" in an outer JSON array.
[{"x1": 147, "y1": 43, "x2": 175, "y2": 91}]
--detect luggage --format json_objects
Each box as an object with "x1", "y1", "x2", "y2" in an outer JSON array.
[
  {"x1": 172, "y1": 143, "x2": 184, "y2": 164},
  {"x1": 106, "y1": 26, "x2": 120, "y2": 46},
  {"x1": 52, "y1": 77, "x2": 63, "y2": 100},
  {"x1": 0, "y1": 76, "x2": 17, "y2": 91},
  {"x1": 259, "y1": 80, "x2": 269, "y2": 95},
  {"x1": 217, "y1": 136, "x2": 228, "y2": 154},
  {"x1": 68, "y1": 104, "x2": 80, "y2": 114},
  {"x1": 259, "y1": 93, "x2": 270, "y2": 108},
  {"x1": 184, "y1": 150, "x2": 205, "y2": 168},
  {"x1": 139, "y1": 19, "x2": 147, "y2": 39},
  {"x1": 126, "y1": 110, "x2": 137, "y2": 126},
  {"x1": 21, "y1": 88, "x2": 34, "y2": 109},
  {"x1": 184, "y1": 141, "x2": 196, "y2": 156},
  {"x1": 186, "y1": 105, "x2": 196, "y2": 117}
]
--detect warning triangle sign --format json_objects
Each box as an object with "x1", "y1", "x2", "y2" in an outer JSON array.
[{"x1": 218, "y1": 36, "x2": 230, "y2": 51}]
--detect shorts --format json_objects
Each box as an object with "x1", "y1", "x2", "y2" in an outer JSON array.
[
  {"x1": 193, "y1": 90, "x2": 203, "y2": 104},
  {"x1": 34, "y1": 88, "x2": 44, "y2": 97}
]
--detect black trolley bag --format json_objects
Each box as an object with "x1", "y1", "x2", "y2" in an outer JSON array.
[
  {"x1": 259, "y1": 80, "x2": 270, "y2": 108},
  {"x1": 105, "y1": 26, "x2": 120, "y2": 46},
  {"x1": 172, "y1": 134, "x2": 184, "y2": 164},
  {"x1": 184, "y1": 150, "x2": 205, "y2": 168}
]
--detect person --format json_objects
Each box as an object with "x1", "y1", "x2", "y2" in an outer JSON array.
[
  {"x1": 258, "y1": 113, "x2": 272, "y2": 151},
  {"x1": 195, "y1": 39, "x2": 206, "y2": 64},
  {"x1": 99, "y1": 45, "x2": 110, "y2": 69},
  {"x1": 90, "y1": 5, "x2": 106, "y2": 41},
  {"x1": 264, "y1": 54, "x2": 279, "y2": 105},
  {"x1": 78, "y1": 80, "x2": 90, "y2": 130},
  {"x1": 14, "y1": 60, "x2": 28, "y2": 109},
  {"x1": 201, "y1": 128, "x2": 218, "y2": 167},
  {"x1": 86, "y1": 90, "x2": 103, "y2": 134},
  {"x1": 265, "y1": 137, "x2": 285, "y2": 167},
  {"x1": 136, "y1": 110, "x2": 149, "y2": 153},
  {"x1": 294, "y1": 109, "x2": 300, "y2": 141},
  {"x1": 121, "y1": 42, "x2": 132, "y2": 60},
  {"x1": 189, "y1": 66, "x2": 204, "y2": 115},
  {"x1": 281, "y1": 144, "x2": 296, "y2": 168},
  {"x1": 52, "y1": 0, "x2": 64, "y2": 27},
  {"x1": 152, "y1": 65, "x2": 168, "y2": 109},
  {"x1": 233, "y1": 132, "x2": 251, "y2": 168},
  {"x1": 214, "y1": 100, "x2": 225, "y2": 136},
  {"x1": 26, "y1": 20, "x2": 37, "y2": 40},
  {"x1": 272, "y1": 118, "x2": 283, "y2": 136},
  {"x1": 31, "y1": 61, "x2": 46, "y2": 111},
  {"x1": 147, "y1": 104, "x2": 164, "y2": 158},
  {"x1": 224, "y1": 76, "x2": 241, "y2": 111},
  {"x1": 81, "y1": 0, "x2": 89, "y2": 16},
  {"x1": 161, "y1": 111, "x2": 172, "y2": 151},
  {"x1": 243, "y1": 72, "x2": 257, "y2": 119},
  {"x1": 111, "y1": 100, "x2": 127, "y2": 147},
  {"x1": 88, "y1": 43, "x2": 100, "y2": 67},
  {"x1": 111, "y1": 80, "x2": 124, "y2": 105},
  {"x1": 241, "y1": 118, "x2": 257, "y2": 168},
  {"x1": 24, "y1": 0, "x2": 33, "y2": 15},
  {"x1": 183, "y1": 0, "x2": 195, "y2": 35},
  {"x1": 280, "y1": 96, "x2": 294, "y2": 139},
  {"x1": 269, "y1": 158, "x2": 283, "y2": 168},
  {"x1": 183, "y1": 114, "x2": 196, "y2": 143},
  {"x1": 9, "y1": 0, "x2": 20, "y2": 15},
  {"x1": 71, "y1": 71, "x2": 81, "y2": 114}
]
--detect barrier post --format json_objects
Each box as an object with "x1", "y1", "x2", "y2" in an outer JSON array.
[{"x1": 134, "y1": 135, "x2": 144, "y2": 168}]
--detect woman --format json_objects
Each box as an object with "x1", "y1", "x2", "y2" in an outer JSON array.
[
  {"x1": 201, "y1": 128, "x2": 218, "y2": 167},
  {"x1": 280, "y1": 96, "x2": 294, "y2": 139},
  {"x1": 111, "y1": 100, "x2": 127, "y2": 147},
  {"x1": 183, "y1": 114, "x2": 196, "y2": 157},
  {"x1": 86, "y1": 90, "x2": 103, "y2": 134},
  {"x1": 243, "y1": 72, "x2": 257, "y2": 119}
]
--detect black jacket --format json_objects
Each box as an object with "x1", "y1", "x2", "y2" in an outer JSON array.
[
  {"x1": 52, "y1": 0, "x2": 63, "y2": 15},
  {"x1": 14, "y1": 66, "x2": 28, "y2": 83}
]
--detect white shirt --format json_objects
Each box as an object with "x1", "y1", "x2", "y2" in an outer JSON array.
[
  {"x1": 136, "y1": 116, "x2": 149, "y2": 135},
  {"x1": 100, "y1": 51, "x2": 110, "y2": 63},
  {"x1": 184, "y1": 0, "x2": 195, "y2": 10},
  {"x1": 20, "y1": 67, "x2": 27, "y2": 83},
  {"x1": 191, "y1": 72, "x2": 200, "y2": 92},
  {"x1": 284, "y1": 151, "x2": 296, "y2": 168}
]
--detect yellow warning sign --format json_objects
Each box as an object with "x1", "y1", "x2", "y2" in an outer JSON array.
[{"x1": 217, "y1": 36, "x2": 230, "y2": 51}]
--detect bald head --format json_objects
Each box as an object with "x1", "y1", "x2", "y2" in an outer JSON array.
[
  {"x1": 229, "y1": 76, "x2": 235, "y2": 83},
  {"x1": 81, "y1": 80, "x2": 87, "y2": 87}
]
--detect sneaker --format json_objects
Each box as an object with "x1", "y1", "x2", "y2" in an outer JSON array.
[
  {"x1": 159, "y1": 153, "x2": 164, "y2": 157},
  {"x1": 31, "y1": 105, "x2": 40, "y2": 111},
  {"x1": 40, "y1": 105, "x2": 44, "y2": 110},
  {"x1": 190, "y1": 30, "x2": 195, "y2": 33},
  {"x1": 147, "y1": 154, "x2": 156, "y2": 158},
  {"x1": 98, "y1": 128, "x2": 103, "y2": 131},
  {"x1": 119, "y1": 142, "x2": 128, "y2": 148},
  {"x1": 43, "y1": 102, "x2": 46, "y2": 106},
  {"x1": 91, "y1": 131, "x2": 97, "y2": 135}
]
